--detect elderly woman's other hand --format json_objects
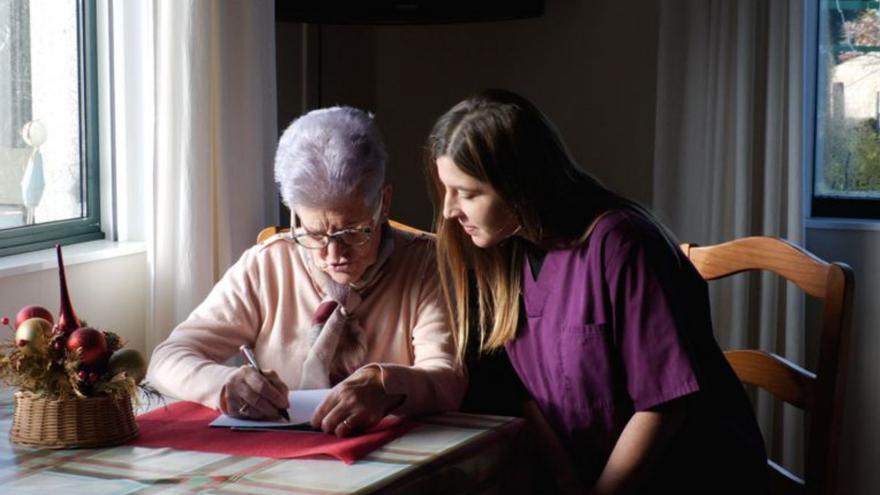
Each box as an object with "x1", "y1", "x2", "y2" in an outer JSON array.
[
  {"x1": 220, "y1": 366, "x2": 289, "y2": 420},
  {"x1": 311, "y1": 366, "x2": 405, "y2": 437}
]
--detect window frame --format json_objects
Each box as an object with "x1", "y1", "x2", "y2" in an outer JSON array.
[
  {"x1": 0, "y1": 0, "x2": 104, "y2": 257},
  {"x1": 809, "y1": 0, "x2": 880, "y2": 220}
]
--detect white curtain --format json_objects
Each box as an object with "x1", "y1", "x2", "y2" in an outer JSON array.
[
  {"x1": 147, "y1": 0, "x2": 278, "y2": 352},
  {"x1": 653, "y1": 0, "x2": 805, "y2": 474}
]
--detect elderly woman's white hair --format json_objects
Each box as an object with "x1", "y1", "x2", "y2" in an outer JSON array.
[{"x1": 275, "y1": 106, "x2": 387, "y2": 210}]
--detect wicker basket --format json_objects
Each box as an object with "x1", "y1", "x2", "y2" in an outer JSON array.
[{"x1": 10, "y1": 390, "x2": 139, "y2": 449}]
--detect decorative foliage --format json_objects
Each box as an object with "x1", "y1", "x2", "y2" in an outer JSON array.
[
  {"x1": 0, "y1": 245, "x2": 152, "y2": 403},
  {"x1": 0, "y1": 320, "x2": 149, "y2": 401}
]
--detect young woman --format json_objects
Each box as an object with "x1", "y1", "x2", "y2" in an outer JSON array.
[{"x1": 427, "y1": 89, "x2": 767, "y2": 494}]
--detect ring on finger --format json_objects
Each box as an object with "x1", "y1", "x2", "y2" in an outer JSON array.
[
  {"x1": 342, "y1": 418, "x2": 353, "y2": 428},
  {"x1": 239, "y1": 403, "x2": 249, "y2": 416}
]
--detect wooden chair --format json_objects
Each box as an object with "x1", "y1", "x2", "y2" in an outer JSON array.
[
  {"x1": 257, "y1": 220, "x2": 430, "y2": 243},
  {"x1": 681, "y1": 237, "x2": 854, "y2": 495}
]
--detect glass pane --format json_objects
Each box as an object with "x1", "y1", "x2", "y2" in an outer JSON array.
[
  {"x1": 0, "y1": 0, "x2": 83, "y2": 230},
  {"x1": 815, "y1": 1, "x2": 880, "y2": 199}
]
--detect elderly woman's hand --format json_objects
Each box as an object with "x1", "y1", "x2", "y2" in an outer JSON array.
[
  {"x1": 311, "y1": 366, "x2": 405, "y2": 437},
  {"x1": 220, "y1": 365, "x2": 289, "y2": 420}
]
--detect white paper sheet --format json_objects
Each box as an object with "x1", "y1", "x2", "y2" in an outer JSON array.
[{"x1": 209, "y1": 388, "x2": 331, "y2": 429}]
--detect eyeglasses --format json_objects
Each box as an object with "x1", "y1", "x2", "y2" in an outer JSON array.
[{"x1": 290, "y1": 199, "x2": 383, "y2": 249}]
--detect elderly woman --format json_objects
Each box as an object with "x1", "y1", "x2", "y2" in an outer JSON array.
[{"x1": 147, "y1": 107, "x2": 464, "y2": 436}]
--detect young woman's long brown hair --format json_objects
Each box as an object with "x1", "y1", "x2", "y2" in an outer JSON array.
[{"x1": 426, "y1": 89, "x2": 663, "y2": 358}]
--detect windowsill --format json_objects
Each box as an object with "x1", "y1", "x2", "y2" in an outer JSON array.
[
  {"x1": 0, "y1": 240, "x2": 146, "y2": 279},
  {"x1": 806, "y1": 217, "x2": 880, "y2": 231}
]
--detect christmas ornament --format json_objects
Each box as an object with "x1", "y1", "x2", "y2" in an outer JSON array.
[
  {"x1": 66, "y1": 327, "x2": 108, "y2": 366},
  {"x1": 108, "y1": 348, "x2": 147, "y2": 383},
  {"x1": 14, "y1": 305, "x2": 53, "y2": 329},
  {"x1": 0, "y1": 243, "x2": 154, "y2": 451},
  {"x1": 14, "y1": 318, "x2": 51, "y2": 355},
  {"x1": 56, "y1": 244, "x2": 82, "y2": 334}
]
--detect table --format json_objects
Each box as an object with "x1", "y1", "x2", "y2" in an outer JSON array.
[{"x1": 0, "y1": 388, "x2": 529, "y2": 494}]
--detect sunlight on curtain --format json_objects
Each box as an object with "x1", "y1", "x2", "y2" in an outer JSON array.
[
  {"x1": 148, "y1": 0, "x2": 278, "y2": 351},
  {"x1": 653, "y1": 0, "x2": 805, "y2": 476}
]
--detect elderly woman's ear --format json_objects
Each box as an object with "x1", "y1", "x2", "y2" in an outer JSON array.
[{"x1": 380, "y1": 184, "x2": 393, "y2": 222}]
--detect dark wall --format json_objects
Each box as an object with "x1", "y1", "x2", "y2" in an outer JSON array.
[{"x1": 277, "y1": 0, "x2": 661, "y2": 230}]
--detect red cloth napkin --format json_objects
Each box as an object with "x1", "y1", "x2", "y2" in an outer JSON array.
[{"x1": 130, "y1": 401, "x2": 415, "y2": 464}]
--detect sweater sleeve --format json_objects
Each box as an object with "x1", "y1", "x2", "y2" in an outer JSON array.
[
  {"x1": 146, "y1": 248, "x2": 263, "y2": 410},
  {"x1": 370, "y1": 253, "x2": 467, "y2": 416}
]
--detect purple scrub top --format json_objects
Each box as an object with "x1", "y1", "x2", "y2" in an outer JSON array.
[{"x1": 506, "y1": 210, "x2": 766, "y2": 493}]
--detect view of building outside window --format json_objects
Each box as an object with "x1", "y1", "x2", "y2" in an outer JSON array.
[
  {"x1": 816, "y1": 1, "x2": 880, "y2": 198},
  {"x1": 0, "y1": 0, "x2": 83, "y2": 231}
]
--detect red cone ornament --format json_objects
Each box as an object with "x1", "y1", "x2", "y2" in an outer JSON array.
[{"x1": 55, "y1": 244, "x2": 81, "y2": 335}]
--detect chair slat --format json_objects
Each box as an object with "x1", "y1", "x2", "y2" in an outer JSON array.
[
  {"x1": 724, "y1": 350, "x2": 817, "y2": 410},
  {"x1": 389, "y1": 220, "x2": 432, "y2": 237},
  {"x1": 257, "y1": 226, "x2": 284, "y2": 243},
  {"x1": 683, "y1": 237, "x2": 830, "y2": 298}
]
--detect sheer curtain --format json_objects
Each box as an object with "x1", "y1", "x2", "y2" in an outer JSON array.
[
  {"x1": 147, "y1": 0, "x2": 278, "y2": 351},
  {"x1": 653, "y1": 0, "x2": 805, "y2": 472}
]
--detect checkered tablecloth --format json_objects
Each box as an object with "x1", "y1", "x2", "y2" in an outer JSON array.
[{"x1": 0, "y1": 388, "x2": 527, "y2": 494}]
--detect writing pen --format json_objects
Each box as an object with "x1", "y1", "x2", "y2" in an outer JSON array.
[{"x1": 239, "y1": 344, "x2": 291, "y2": 422}]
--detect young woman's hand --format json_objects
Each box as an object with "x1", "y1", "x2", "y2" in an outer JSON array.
[
  {"x1": 311, "y1": 366, "x2": 405, "y2": 437},
  {"x1": 219, "y1": 365, "x2": 289, "y2": 420}
]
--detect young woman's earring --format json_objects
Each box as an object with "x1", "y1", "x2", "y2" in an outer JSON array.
[{"x1": 501, "y1": 223, "x2": 522, "y2": 241}]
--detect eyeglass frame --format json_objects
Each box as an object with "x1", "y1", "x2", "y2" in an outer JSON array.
[{"x1": 289, "y1": 197, "x2": 384, "y2": 249}]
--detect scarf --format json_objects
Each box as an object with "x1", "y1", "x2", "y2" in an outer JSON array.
[{"x1": 297, "y1": 225, "x2": 395, "y2": 389}]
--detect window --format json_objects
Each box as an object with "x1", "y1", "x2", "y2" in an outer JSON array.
[
  {"x1": 0, "y1": 0, "x2": 102, "y2": 256},
  {"x1": 812, "y1": 1, "x2": 880, "y2": 219}
]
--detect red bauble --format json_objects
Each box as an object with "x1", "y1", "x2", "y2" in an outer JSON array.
[
  {"x1": 66, "y1": 327, "x2": 108, "y2": 366},
  {"x1": 14, "y1": 305, "x2": 54, "y2": 329}
]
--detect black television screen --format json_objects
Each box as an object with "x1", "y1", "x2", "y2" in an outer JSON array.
[{"x1": 275, "y1": 0, "x2": 544, "y2": 25}]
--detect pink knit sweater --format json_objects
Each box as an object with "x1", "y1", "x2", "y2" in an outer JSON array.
[{"x1": 146, "y1": 227, "x2": 465, "y2": 415}]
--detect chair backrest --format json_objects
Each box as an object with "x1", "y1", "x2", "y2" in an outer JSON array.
[
  {"x1": 680, "y1": 236, "x2": 854, "y2": 495},
  {"x1": 256, "y1": 220, "x2": 431, "y2": 244}
]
